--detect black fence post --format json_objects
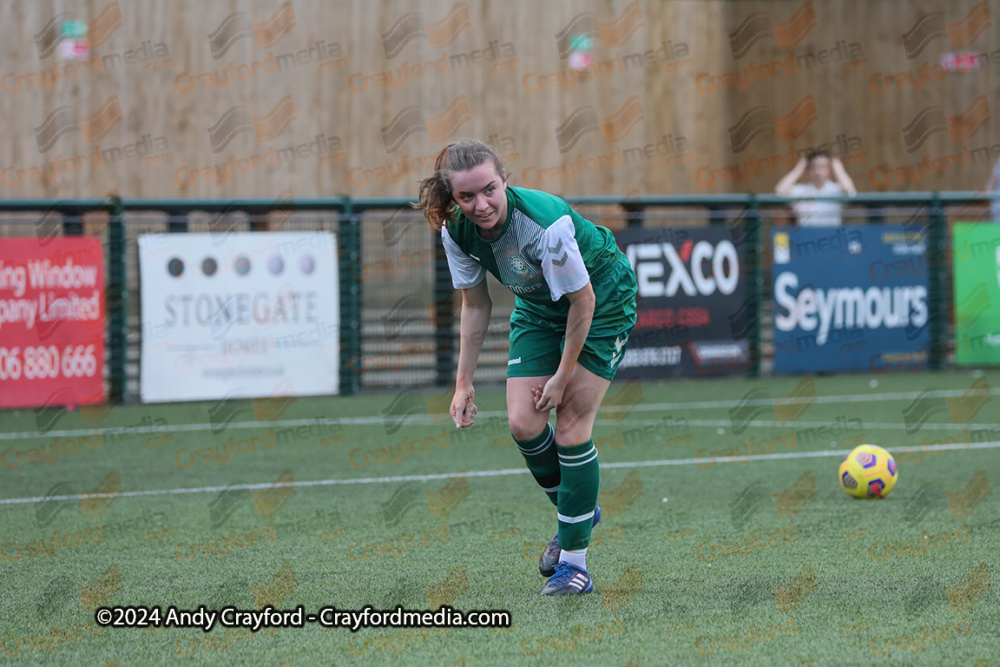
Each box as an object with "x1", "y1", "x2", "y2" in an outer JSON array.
[
  {"x1": 745, "y1": 195, "x2": 762, "y2": 377},
  {"x1": 339, "y1": 202, "x2": 361, "y2": 395},
  {"x1": 433, "y1": 239, "x2": 455, "y2": 387},
  {"x1": 927, "y1": 193, "x2": 947, "y2": 371},
  {"x1": 107, "y1": 197, "x2": 127, "y2": 403}
]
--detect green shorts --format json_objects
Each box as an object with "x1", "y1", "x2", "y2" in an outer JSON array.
[{"x1": 507, "y1": 254, "x2": 637, "y2": 380}]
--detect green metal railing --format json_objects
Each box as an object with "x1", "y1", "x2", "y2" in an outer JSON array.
[{"x1": 0, "y1": 191, "x2": 992, "y2": 399}]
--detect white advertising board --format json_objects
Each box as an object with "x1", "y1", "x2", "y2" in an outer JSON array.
[{"x1": 139, "y1": 232, "x2": 339, "y2": 402}]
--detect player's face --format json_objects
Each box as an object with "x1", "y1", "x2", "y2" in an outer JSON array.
[
  {"x1": 450, "y1": 162, "x2": 507, "y2": 235},
  {"x1": 808, "y1": 156, "x2": 831, "y2": 184}
]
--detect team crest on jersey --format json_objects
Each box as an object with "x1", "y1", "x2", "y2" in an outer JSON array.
[{"x1": 509, "y1": 255, "x2": 529, "y2": 275}]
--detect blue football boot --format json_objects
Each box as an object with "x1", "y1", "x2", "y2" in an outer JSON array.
[
  {"x1": 540, "y1": 561, "x2": 594, "y2": 595},
  {"x1": 538, "y1": 505, "x2": 601, "y2": 577}
]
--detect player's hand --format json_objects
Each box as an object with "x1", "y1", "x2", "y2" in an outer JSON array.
[
  {"x1": 534, "y1": 372, "x2": 568, "y2": 413},
  {"x1": 450, "y1": 384, "x2": 477, "y2": 428}
]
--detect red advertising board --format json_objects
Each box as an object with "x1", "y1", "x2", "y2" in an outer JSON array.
[{"x1": 0, "y1": 237, "x2": 105, "y2": 408}]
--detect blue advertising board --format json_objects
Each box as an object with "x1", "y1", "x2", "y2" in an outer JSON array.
[{"x1": 772, "y1": 226, "x2": 928, "y2": 374}]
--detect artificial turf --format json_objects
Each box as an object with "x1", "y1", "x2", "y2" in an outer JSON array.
[{"x1": 1, "y1": 370, "x2": 997, "y2": 665}]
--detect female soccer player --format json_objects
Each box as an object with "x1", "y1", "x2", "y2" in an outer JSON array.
[{"x1": 416, "y1": 139, "x2": 638, "y2": 595}]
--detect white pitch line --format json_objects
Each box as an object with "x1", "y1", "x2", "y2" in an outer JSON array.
[
  {"x1": 3, "y1": 384, "x2": 997, "y2": 441},
  {"x1": 0, "y1": 417, "x2": 345, "y2": 441},
  {"x1": 623, "y1": 418, "x2": 998, "y2": 432},
  {"x1": 1, "y1": 440, "x2": 996, "y2": 507},
  {"x1": 608, "y1": 387, "x2": 1000, "y2": 411},
  {"x1": 2, "y1": 415, "x2": 993, "y2": 442}
]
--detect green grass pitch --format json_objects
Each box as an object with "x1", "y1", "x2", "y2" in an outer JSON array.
[{"x1": 1, "y1": 370, "x2": 997, "y2": 666}]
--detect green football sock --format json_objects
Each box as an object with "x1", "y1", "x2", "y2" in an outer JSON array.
[
  {"x1": 557, "y1": 439, "x2": 600, "y2": 551},
  {"x1": 514, "y1": 423, "x2": 559, "y2": 506}
]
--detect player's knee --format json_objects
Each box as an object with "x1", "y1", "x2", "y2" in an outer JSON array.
[{"x1": 508, "y1": 412, "x2": 546, "y2": 442}]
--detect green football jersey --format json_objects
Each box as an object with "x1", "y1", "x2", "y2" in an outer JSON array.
[{"x1": 442, "y1": 186, "x2": 623, "y2": 317}]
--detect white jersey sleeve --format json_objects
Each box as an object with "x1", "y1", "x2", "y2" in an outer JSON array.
[
  {"x1": 539, "y1": 215, "x2": 590, "y2": 301},
  {"x1": 441, "y1": 226, "x2": 486, "y2": 289}
]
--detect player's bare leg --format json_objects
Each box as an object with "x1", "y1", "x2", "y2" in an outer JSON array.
[
  {"x1": 531, "y1": 365, "x2": 611, "y2": 593},
  {"x1": 508, "y1": 374, "x2": 596, "y2": 579},
  {"x1": 551, "y1": 365, "x2": 611, "y2": 446},
  {"x1": 507, "y1": 375, "x2": 552, "y2": 442}
]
